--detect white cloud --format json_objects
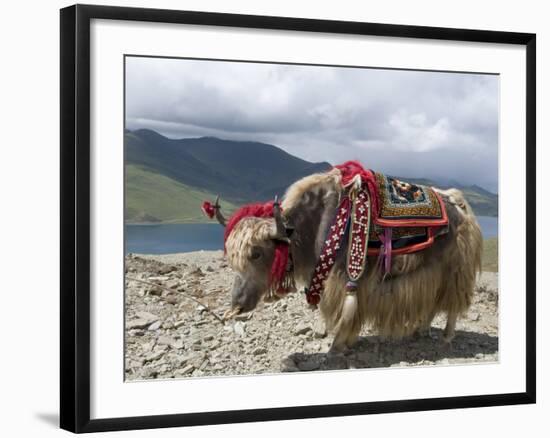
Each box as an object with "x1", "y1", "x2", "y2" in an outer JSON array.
[{"x1": 125, "y1": 57, "x2": 499, "y2": 192}]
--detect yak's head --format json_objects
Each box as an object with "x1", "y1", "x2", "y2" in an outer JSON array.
[{"x1": 203, "y1": 197, "x2": 294, "y2": 317}]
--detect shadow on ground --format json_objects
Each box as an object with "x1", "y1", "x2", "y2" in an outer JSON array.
[{"x1": 284, "y1": 328, "x2": 498, "y2": 372}]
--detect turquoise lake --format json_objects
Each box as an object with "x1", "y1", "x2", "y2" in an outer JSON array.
[{"x1": 125, "y1": 216, "x2": 498, "y2": 255}]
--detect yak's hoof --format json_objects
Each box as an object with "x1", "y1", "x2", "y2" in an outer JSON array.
[
  {"x1": 442, "y1": 333, "x2": 455, "y2": 349},
  {"x1": 328, "y1": 343, "x2": 349, "y2": 355}
]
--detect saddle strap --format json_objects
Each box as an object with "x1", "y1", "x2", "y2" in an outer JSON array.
[
  {"x1": 346, "y1": 187, "x2": 371, "y2": 281},
  {"x1": 305, "y1": 196, "x2": 351, "y2": 305}
]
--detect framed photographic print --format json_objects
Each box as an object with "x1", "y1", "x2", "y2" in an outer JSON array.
[{"x1": 60, "y1": 4, "x2": 536, "y2": 433}]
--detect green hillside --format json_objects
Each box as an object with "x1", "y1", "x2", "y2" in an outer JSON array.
[
  {"x1": 125, "y1": 129, "x2": 330, "y2": 205},
  {"x1": 460, "y1": 187, "x2": 498, "y2": 217},
  {"x1": 482, "y1": 237, "x2": 498, "y2": 272},
  {"x1": 125, "y1": 164, "x2": 237, "y2": 223},
  {"x1": 124, "y1": 129, "x2": 498, "y2": 222},
  {"x1": 404, "y1": 177, "x2": 498, "y2": 217}
]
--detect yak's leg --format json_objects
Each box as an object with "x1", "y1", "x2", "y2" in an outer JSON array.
[
  {"x1": 329, "y1": 291, "x2": 360, "y2": 352},
  {"x1": 329, "y1": 319, "x2": 361, "y2": 352},
  {"x1": 330, "y1": 325, "x2": 359, "y2": 353},
  {"x1": 344, "y1": 330, "x2": 360, "y2": 349},
  {"x1": 416, "y1": 308, "x2": 437, "y2": 339},
  {"x1": 442, "y1": 311, "x2": 458, "y2": 344}
]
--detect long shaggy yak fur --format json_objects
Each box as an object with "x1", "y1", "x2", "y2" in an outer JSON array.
[{"x1": 225, "y1": 168, "x2": 483, "y2": 349}]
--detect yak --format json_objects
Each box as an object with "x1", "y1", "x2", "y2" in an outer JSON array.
[{"x1": 204, "y1": 162, "x2": 483, "y2": 352}]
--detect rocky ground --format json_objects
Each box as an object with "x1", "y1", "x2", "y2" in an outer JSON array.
[{"x1": 125, "y1": 251, "x2": 498, "y2": 381}]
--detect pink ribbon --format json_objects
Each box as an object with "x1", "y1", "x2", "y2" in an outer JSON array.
[{"x1": 378, "y1": 228, "x2": 393, "y2": 277}]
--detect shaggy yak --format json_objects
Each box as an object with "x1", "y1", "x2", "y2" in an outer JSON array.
[{"x1": 202, "y1": 161, "x2": 483, "y2": 351}]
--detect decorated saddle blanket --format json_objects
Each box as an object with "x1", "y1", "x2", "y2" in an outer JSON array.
[
  {"x1": 367, "y1": 172, "x2": 449, "y2": 255},
  {"x1": 305, "y1": 167, "x2": 449, "y2": 305},
  {"x1": 372, "y1": 172, "x2": 448, "y2": 227}
]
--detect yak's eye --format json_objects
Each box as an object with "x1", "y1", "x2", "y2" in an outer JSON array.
[{"x1": 250, "y1": 249, "x2": 262, "y2": 260}]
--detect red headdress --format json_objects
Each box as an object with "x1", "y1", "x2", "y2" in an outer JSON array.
[
  {"x1": 201, "y1": 161, "x2": 377, "y2": 297},
  {"x1": 202, "y1": 199, "x2": 292, "y2": 293},
  {"x1": 334, "y1": 160, "x2": 380, "y2": 217}
]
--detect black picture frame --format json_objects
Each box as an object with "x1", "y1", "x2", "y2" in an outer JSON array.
[{"x1": 60, "y1": 4, "x2": 536, "y2": 433}]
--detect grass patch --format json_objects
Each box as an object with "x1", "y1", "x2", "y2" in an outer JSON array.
[
  {"x1": 125, "y1": 164, "x2": 238, "y2": 223},
  {"x1": 482, "y1": 237, "x2": 498, "y2": 272}
]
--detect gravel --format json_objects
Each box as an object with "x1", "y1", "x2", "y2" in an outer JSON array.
[{"x1": 124, "y1": 251, "x2": 499, "y2": 381}]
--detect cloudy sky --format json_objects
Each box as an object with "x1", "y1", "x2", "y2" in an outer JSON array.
[{"x1": 126, "y1": 56, "x2": 499, "y2": 193}]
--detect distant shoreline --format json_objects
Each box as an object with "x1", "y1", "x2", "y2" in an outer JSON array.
[
  {"x1": 126, "y1": 214, "x2": 499, "y2": 226},
  {"x1": 127, "y1": 237, "x2": 498, "y2": 273}
]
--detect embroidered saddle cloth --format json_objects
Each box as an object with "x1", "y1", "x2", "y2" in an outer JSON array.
[
  {"x1": 373, "y1": 172, "x2": 448, "y2": 227},
  {"x1": 305, "y1": 171, "x2": 449, "y2": 305},
  {"x1": 367, "y1": 172, "x2": 449, "y2": 255}
]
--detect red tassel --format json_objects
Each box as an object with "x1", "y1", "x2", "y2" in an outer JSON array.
[
  {"x1": 270, "y1": 243, "x2": 289, "y2": 286},
  {"x1": 201, "y1": 201, "x2": 216, "y2": 219},
  {"x1": 334, "y1": 160, "x2": 380, "y2": 218}
]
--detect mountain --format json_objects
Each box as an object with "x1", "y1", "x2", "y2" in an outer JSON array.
[
  {"x1": 125, "y1": 129, "x2": 498, "y2": 223},
  {"x1": 125, "y1": 129, "x2": 330, "y2": 223},
  {"x1": 125, "y1": 129, "x2": 331, "y2": 204},
  {"x1": 403, "y1": 177, "x2": 498, "y2": 217}
]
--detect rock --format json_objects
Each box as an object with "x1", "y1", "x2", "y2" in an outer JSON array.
[
  {"x1": 126, "y1": 319, "x2": 151, "y2": 330},
  {"x1": 124, "y1": 253, "x2": 499, "y2": 380},
  {"x1": 179, "y1": 364, "x2": 195, "y2": 375},
  {"x1": 235, "y1": 313, "x2": 253, "y2": 322},
  {"x1": 165, "y1": 294, "x2": 178, "y2": 305},
  {"x1": 148, "y1": 276, "x2": 170, "y2": 282},
  {"x1": 142, "y1": 368, "x2": 159, "y2": 379},
  {"x1": 136, "y1": 311, "x2": 159, "y2": 323},
  {"x1": 177, "y1": 353, "x2": 197, "y2": 366},
  {"x1": 469, "y1": 312, "x2": 481, "y2": 321},
  {"x1": 148, "y1": 321, "x2": 161, "y2": 331},
  {"x1": 128, "y1": 359, "x2": 143, "y2": 369},
  {"x1": 166, "y1": 279, "x2": 179, "y2": 289},
  {"x1": 144, "y1": 350, "x2": 165, "y2": 363},
  {"x1": 141, "y1": 341, "x2": 155, "y2": 353},
  {"x1": 313, "y1": 320, "x2": 327, "y2": 338},
  {"x1": 294, "y1": 323, "x2": 311, "y2": 336},
  {"x1": 128, "y1": 329, "x2": 145, "y2": 337},
  {"x1": 148, "y1": 285, "x2": 163, "y2": 296},
  {"x1": 233, "y1": 321, "x2": 246, "y2": 337},
  {"x1": 281, "y1": 357, "x2": 299, "y2": 372},
  {"x1": 162, "y1": 321, "x2": 174, "y2": 329},
  {"x1": 157, "y1": 335, "x2": 175, "y2": 346},
  {"x1": 158, "y1": 265, "x2": 177, "y2": 275},
  {"x1": 252, "y1": 347, "x2": 268, "y2": 356},
  {"x1": 171, "y1": 339, "x2": 184, "y2": 350},
  {"x1": 190, "y1": 267, "x2": 205, "y2": 277}
]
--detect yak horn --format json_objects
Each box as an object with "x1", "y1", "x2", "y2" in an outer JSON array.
[
  {"x1": 272, "y1": 195, "x2": 288, "y2": 241},
  {"x1": 214, "y1": 195, "x2": 227, "y2": 227}
]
